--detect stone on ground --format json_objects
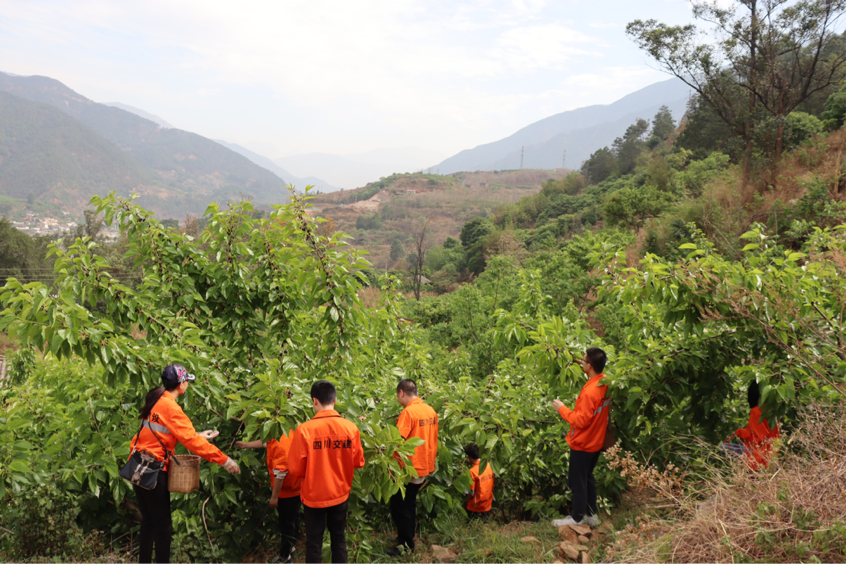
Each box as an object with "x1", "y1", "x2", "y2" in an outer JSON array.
[
  {"x1": 430, "y1": 545, "x2": 455, "y2": 563},
  {"x1": 558, "y1": 525, "x2": 579, "y2": 543},
  {"x1": 520, "y1": 535, "x2": 541, "y2": 544},
  {"x1": 580, "y1": 550, "x2": 592, "y2": 563},
  {"x1": 570, "y1": 523, "x2": 592, "y2": 536},
  {"x1": 559, "y1": 542, "x2": 581, "y2": 561},
  {"x1": 577, "y1": 534, "x2": 590, "y2": 545}
]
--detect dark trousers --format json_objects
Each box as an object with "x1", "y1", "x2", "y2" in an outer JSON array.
[
  {"x1": 303, "y1": 500, "x2": 348, "y2": 563},
  {"x1": 277, "y1": 495, "x2": 302, "y2": 558},
  {"x1": 568, "y1": 449, "x2": 601, "y2": 521},
  {"x1": 390, "y1": 481, "x2": 422, "y2": 549},
  {"x1": 134, "y1": 471, "x2": 172, "y2": 563}
]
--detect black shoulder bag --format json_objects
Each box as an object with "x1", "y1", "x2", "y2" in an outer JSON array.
[{"x1": 119, "y1": 421, "x2": 179, "y2": 490}]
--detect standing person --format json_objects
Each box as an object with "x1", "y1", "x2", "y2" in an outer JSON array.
[
  {"x1": 551, "y1": 348, "x2": 609, "y2": 528},
  {"x1": 235, "y1": 433, "x2": 304, "y2": 564},
  {"x1": 725, "y1": 381, "x2": 781, "y2": 469},
  {"x1": 387, "y1": 378, "x2": 439, "y2": 556},
  {"x1": 287, "y1": 381, "x2": 365, "y2": 564},
  {"x1": 129, "y1": 364, "x2": 241, "y2": 563},
  {"x1": 463, "y1": 443, "x2": 494, "y2": 519}
]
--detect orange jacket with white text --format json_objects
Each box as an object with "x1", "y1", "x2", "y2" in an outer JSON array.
[
  {"x1": 466, "y1": 460, "x2": 494, "y2": 513},
  {"x1": 267, "y1": 435, "x2": 303, "y2": 498},
  {"x1": 287, "y1": 410, "x2": 365, "y2": 508},
  {"x1": 396, "y1": 397, "x2": 439, "y2": 477}
]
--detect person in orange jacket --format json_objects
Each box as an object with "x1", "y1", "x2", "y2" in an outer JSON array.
[
  {"x1": 723, "y1": 381, "x2": 781, "y2": 469},
  {"x1": 129, "y1": 364, "x2": 241, "y2": 564},
  {"x1": 387, "y1": 378, "x2": 438, "y2": 556},
  {"x1": 235, "y1": 433, "x2": 304, "y2": 564},
  {"x1": 551, "y1": 347, "x2": 609, "y2": 528},
  {"x1": 287, "y1": 381, "x2": 365, "y2": 564},
  {"x1": 463, "y1": 443, "x2": 494, "y2": 519}
]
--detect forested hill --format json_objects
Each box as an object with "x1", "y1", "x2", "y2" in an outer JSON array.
[
  {"x1": 0, "y1": 91, "x2": 153, "y2": 208},
  {"x1": 0, "y1": 72, "x2": 289, "y2": 206},
  {"x1": 435, "y1": 78, "x2": 691, "y2": 173}
]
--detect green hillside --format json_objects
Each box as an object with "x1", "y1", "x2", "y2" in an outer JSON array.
[
  {"x1": 0, "y1": 91, "x2": 152, "y2": 211},
  {"x1": 0, "y1": 73, "x2": 289, "y2": 206}
]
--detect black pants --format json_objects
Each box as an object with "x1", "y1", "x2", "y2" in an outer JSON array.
[
  {"x1": 134, "y1": 471, "x2": 172, "y2": 563},
  {"x1": 568, "y1": 449, "x2": 601, "y2": 521},
  {"x1": 277, "y1": 495, "x2": 302, "y2": 558},
  {"x1": 389, "y1": 481, "x2": 422, "y2": 549},
  {"x1": 303, "y1": 500, "x2": 348, "y2": 563}
]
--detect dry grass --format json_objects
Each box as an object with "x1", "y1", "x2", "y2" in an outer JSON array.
[{"x1": 607, "y1": 402, "x2": 846, "y2": 563}]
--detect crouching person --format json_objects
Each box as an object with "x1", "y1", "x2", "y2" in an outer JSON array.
[
  {"x1": 464, "y1": 443, "x2": 494, "y2": 519},
  {"x1": 235, "y1": 434, "x2": 303, "y2": 564},
  {"x1": 551, "y1": 347, "x2": 609, "y2": 528},
  {"x1": 287, "y1": 381, "x2": 365, "y2": 563}
]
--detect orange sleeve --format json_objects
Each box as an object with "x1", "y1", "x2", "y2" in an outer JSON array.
[
  {"x1": 735, "y1": 428, "x2": 752, "y2": 441},
  {"x1": 353, "y1": 429, "x2": 365, "y2": 469},
  {"x1": 167, "y1": 404, "x2": 228, "y2": 465},
  {"x1": 287, "y1": 428, "x2": 308, "y2": 478},
  {"x1": 397, "y1": 409, "x2": 413, "y2": 439},
  {"x1": 558, "y1": 392, "x2": 601, "y2": 429}
]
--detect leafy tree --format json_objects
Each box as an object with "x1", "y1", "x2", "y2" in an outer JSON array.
[
  {"x1": 821, "y1": 79, "x2": 846, "y2": 127},
  {"x1": 612, "y1": 118, "x2": 650, "y2": 175},
  {"x1": 604, "y1": 185, "x2": 674, "y2": 231},
  {"x1": 460, "y1": 217, "x2": 494, "y2": 274},
  {"x1": 0, "y1": 219, "x2": 54, "y2": 285},
  {"x1": 581, "y1": 147, "x2": 617, "y2": 185},
  {"x1": 390, "y1": 238, "x2": 405, "y2": 261},
  {"x1": 649, "y1": 105, "x2": 676, "y2": 147},
  {"x1": 628, "y1": 0, "x2": 846, "y2": 178},
  {"x1": 356, "y1": 212, "x2": 383, "y2": 230}
]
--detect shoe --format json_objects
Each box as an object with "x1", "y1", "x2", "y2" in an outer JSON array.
[
  {"x1": 387, "y1": 545, "x2": 413, "y2": 557},
  {"x1": 552, "y1": 516, "x2": 584, "y2": 527},
  {"x1": 583, "y1": 514, "x2": 601, "y2": 527},
  {"x1": 271, "y1": 550, "x2": 293, "y2": 563}
]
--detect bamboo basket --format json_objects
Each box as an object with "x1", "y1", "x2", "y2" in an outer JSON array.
[{"x1": 168, "y1": 455, "x2": 201, "y2": 493}]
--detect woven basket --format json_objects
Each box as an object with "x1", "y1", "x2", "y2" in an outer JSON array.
[{"x1": 168, "y1": 455, "x2": 201, "y2": 493}]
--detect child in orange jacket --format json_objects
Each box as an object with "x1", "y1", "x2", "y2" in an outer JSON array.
[
  {"x1": 723, "y1": 381, "x2": 780, "y2": 469},
  {"x1": 464, "y1": 443, "x2": 494, "y2": 518}
]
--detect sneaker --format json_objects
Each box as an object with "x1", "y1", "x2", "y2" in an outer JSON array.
[
  {"x1": 270, "y1": 550, "x2": 293, "y2": 563},
  {"x1": 583, "y1": 514, "x2": 601, "y2": 527},
  {"x1": 552, "y1": 516, "x2": 584, "y2": 527}
]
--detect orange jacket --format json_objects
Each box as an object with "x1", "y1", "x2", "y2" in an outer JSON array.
[
  {"x1": 735, "y1": 406, "x2": 780, "y2": 469},
  {"x1": 395, "y1": 397, "x2": 439, "y2": 477},
  {"x1": 287, "y1": 410, "x2": 365, "y2": 508},
  {"x1": 129, "y1": 391, "x2": 228, "y2": 471},
  {"x1": 466, "y1": 460, "x2": 494, "y2": 513},
  {"x1": 267, "y1": 436, "x2": 303, "y2": 499},
  {"x1": 558, "y1": 373, "x2": 609, "y2": 453}
]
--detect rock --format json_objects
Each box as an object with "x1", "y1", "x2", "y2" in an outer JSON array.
[
  {"x1": 570, "y1": 523, "x2": 592, "y2": 537},
  {"x1": 577, "y1": 534, "x2": 590, "y2": 545},
  {"x1": 581, "y1": 550, "x2": 592, "y2": 563},
  {"x1": 558, "y1": 525, "x2": 579, "y2": 544},
  {"x1": 521, "y1": 536, "x2": 541, "y2": 544},
  {"x1": 430, "y1": 545, "x2": 454, "y2": 563},
  {"x1": 559, "y1": 542, "x2": 581, "y2": 561}
]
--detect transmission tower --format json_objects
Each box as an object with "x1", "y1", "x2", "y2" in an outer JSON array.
[
  {"x1": 562, "y1": 150, "x2": 566, "y2": 170},
  {"x1": 520, "y1": 146, "x2": 524, "y2": 169}
]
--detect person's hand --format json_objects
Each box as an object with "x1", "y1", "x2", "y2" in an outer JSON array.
[
  {"x1": 199, "y1": 430, "x2": 219, "y2": 440},
  {"x1": 223, "y1": 458, "x2": 241, "y2": 475},
  {"x1": 552, "y1": 399, "x2": 565, "y2": 412},
  {"x1": 234, "y1": 440, "x2": 248, "y2": 449},
  {"x1": 269, "y1": 496, "x2": 279, "y2": 508}
]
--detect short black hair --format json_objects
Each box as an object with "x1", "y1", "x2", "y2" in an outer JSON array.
[
  {"x1": 311, "y1": 380, "x2": 337, "y2": 406},
  {"x1": 464, "y1": 443, "x2": 480, "y2": 460},
  {"x1": 586, "y1": 347, "x2": 607, "y2": 374},
  {"x1": 397, "y1": 378, "x2": 418, "y2": 396},
  {"x1": 748, "y1": 381, "x2": 760, "y2": 409}
]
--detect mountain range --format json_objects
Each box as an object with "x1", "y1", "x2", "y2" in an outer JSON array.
[
  {"x1": 435, "y1": 78, "x2": 692, "y2": 173},
  {"x1": 0, "y1": 72, "x2": 331, "y2": 217}
]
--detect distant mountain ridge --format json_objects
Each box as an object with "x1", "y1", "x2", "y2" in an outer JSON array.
[
  {"x1": 435, "y1": 78, "x2": 692, "y2": 173},
  {"x1": 212, "y1": 140, "x2": 338, "y2": 192},
  {"x1": 0, "y1": 72, "x2": 290, "y2": 209},
  {"x1": 104, "y1": 102, "x2": 174, "y2": 129}
]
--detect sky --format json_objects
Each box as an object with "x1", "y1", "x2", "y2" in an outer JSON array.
[{"x1": 0, "y1": 0, "x2": 697, "y2": 161}]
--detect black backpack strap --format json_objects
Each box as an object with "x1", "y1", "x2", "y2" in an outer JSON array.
[{"x1": 130, "y1": 420, "x2": 144, "y2": 453}]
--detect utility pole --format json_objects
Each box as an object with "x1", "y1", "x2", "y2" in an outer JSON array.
[{"x1": 520, "y1": 146, "x2": 524, "y2": 169}]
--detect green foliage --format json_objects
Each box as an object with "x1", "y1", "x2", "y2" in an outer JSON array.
[
  {"x1": 356, "y1": 212, "x2": 383, "y2": 230},
  {"x1": 785, "y1": 112, "x2": 824, "y2": 146},
  {"x1": 649, "y1": 105, "x2": 676, "y2": 146},
  {"x1": 581, "y1": 147, "x2": 617, "y2": 185},
  {"x1": 821, "y1": 79, "x2": 846, "y2": 129},
  {"x1": 390, "y1": 238, "x2": 405, "y2": 261},
  {"x1": 604, "y1": 185, "x2": 675, "y2": 231},
  {"x1": 0, "y1": 218, "x2": 56, "y2": 286},
  {"x1": 460, "y1": 217, "x2": 494, "y2": 275}
]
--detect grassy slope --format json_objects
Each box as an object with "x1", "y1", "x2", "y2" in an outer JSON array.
[{"x1": 310, "y1": 170, "x2": 567, "y2": 268}]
